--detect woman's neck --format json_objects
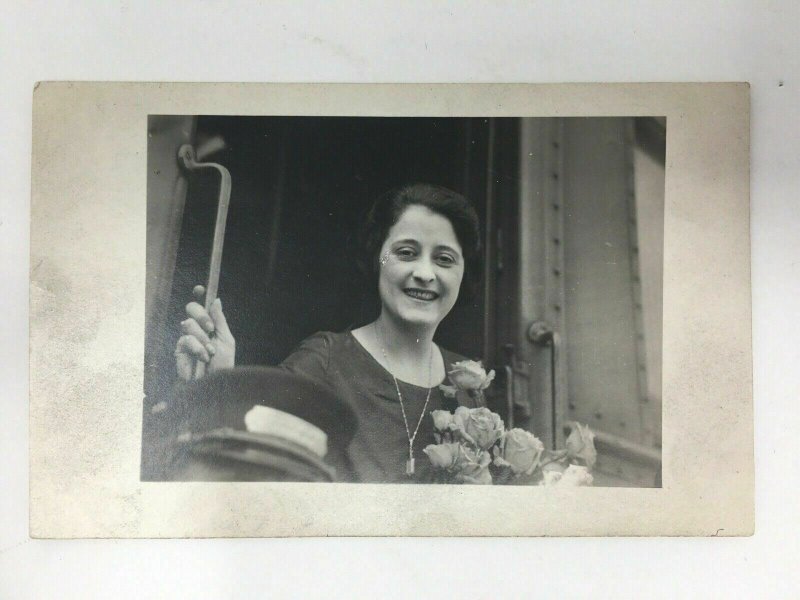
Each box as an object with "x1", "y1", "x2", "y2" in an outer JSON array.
[
  {"x1": 351, "y1": 312, "x2": 445, "y2": 386},
  {"x1": 372, "y1": 312, "x2": 436, "y2": 363}
]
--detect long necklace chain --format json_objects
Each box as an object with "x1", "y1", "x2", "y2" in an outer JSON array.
[{"x1": 377, "y1": 324, "x2": 433, "y2": 476}]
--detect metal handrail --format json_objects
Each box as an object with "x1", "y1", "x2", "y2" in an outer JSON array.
[
  {"x1": 528, "y1": 320, "x2": 559, "y2": 449},
  {"x1": 529, "y1": 320, "x2": 661, "y2": 466},
  {"x1": 177, "y1": 143, "x2": 232, "y2": 379}
]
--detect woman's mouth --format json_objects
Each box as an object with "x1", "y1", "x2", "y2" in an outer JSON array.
[{"x1": 403, "y1": 288, "x2": 439, "y2": 301}]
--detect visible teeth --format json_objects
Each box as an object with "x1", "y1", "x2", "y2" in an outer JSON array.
[{"x1": 406, "y1": 289, "x2": 437, "y2": 300}]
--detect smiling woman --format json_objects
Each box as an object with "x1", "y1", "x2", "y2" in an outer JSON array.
[{"x1": 173, "y1": 183, "x2": 486, "y2": 483}]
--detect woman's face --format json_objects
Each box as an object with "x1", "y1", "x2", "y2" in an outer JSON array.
[{"x1": 377, "y1": 204, "x2": 465, "y2": 329}]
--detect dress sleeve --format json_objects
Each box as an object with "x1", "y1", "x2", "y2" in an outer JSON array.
[{"x1": 279, "y1": 332, "x2": 331, "y2": 385}]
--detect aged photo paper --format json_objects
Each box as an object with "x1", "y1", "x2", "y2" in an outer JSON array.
[{"x1": 29, "y1": 82, "x2": 752, "y2": 537}]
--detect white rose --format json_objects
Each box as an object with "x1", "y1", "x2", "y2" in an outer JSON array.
[
  {"x1": 452, "y1": 406, "x2": 504, "y2": 450},
  {"x1": 453, "y1": 444, "x2": 493, "y2": 485},
  {"x1": 423, "y1": 442, "x2": 460, "y2": 469},
  {"x1": 539, "y1": 465, "x2": 593, "y2": 487},
  {"x1": 447, "y1": 360, "x2": 496, "y2": 392},
  {"x1": 559, "y1": 464, "x2": 594, "y2": 486},
  {"x1": 494, "y1": 429, "x2": 545, "y2": 475}
]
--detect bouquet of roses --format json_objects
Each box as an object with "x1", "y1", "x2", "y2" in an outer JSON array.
[{"x1": 424, "y1": 360, "x2": 597, "y2": 486}]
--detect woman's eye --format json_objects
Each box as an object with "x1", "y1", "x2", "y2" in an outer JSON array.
[
  {"x1": 395, "y1": 247, "x2": 416, "y2": 259},
  {"x1": 436, "y1": 254, "x2": 456, "y2": 266}
]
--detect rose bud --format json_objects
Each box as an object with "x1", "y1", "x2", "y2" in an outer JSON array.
[
  {"x1": 430, "y1": 410, "x2": 455, "y2": 431},
  {"x1": 423, "y1": 443, "x2": 460, "y2": 469},
  {"x1": 438, "y1": 383, "x2": 458, "y2": 399},
  {"x1": 565, "y1": 423, "x2": 597, "y2": 469},
  {"x1": 447, "y1": 360, "x2": 496, "y2": 392}
]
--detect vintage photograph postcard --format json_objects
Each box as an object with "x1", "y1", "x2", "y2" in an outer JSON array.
[{"x1": 29, "y1": 82, "x2": 752, "y2": 537}]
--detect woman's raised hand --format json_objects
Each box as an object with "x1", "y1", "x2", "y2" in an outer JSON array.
[{"x1": 175, "y1": 285, "x2": 236, "y2": 381}]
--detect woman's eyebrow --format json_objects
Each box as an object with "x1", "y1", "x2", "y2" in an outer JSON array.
[
  {"x1": 435, "y1": 244, "x2": 462, "y2": 256},
  {"x1": 391, "y1": 238, "x2": 421, "y2": 246}
]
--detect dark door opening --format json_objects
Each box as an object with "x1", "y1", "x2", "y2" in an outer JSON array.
[{"x1": 150, "y1": 116, "x2": 520, "y2": 404}]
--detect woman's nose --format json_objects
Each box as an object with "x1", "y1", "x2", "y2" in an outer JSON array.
[{"x1": 412, "y1": 259, "x2": 435, "y2": 283}]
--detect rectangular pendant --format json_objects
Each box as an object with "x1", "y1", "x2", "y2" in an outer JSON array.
[{"x1": 405, "y1": 458, "x2": 415, "y2": 476}]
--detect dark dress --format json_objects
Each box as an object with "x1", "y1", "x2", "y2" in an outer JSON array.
[{"x1": 280, "y1": 331, "x2": 478, "y2": 484}]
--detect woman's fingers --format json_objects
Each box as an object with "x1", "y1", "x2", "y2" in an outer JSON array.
[
  {"x1": 181, "y1": 318, "x2": 217, "y2": 353},
  {"x1": 176, "y1": 334, "x2": 211, "y2": 363},
  {"x1": 177, "y1": 286, "x2": 232, "y2": 381},
  {"x1": 177, "y1": 286, "x2": 234, "y2": 381},
  {"x1": 188, "y1": 285, "x2": 232, "y2": 341},
  {"x1": 185, "y1": 301, "x2": 215, "y2": 335},
  {"x1": 175, "y1": 334, "x2": 211, "y2": 381}
]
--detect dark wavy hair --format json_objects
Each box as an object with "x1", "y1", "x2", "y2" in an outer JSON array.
[{"x1": 358, "y1": 183, "x2": 482, "y2": 302}]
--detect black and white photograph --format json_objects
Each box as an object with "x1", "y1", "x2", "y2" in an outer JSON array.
[
  {"x1": 141, "y1": 115, "x2": 666, "y2": 488},
  {"x1": 26, "y1": 81, "x2": 752, "y2": 540}
]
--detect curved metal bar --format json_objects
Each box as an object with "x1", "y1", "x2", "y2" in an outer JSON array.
[
  {"x1": 504, "y1": 363, "x2": 515, "y2": 429},
  {"x1": 550, "y1": 331, "x2": 561, "y2": 449},
  {"x1": 528, "y1": 320, "x2": 559, "y2": 448},
  {"x1": 178, "y1": 144, "x2": 232, "y2": 378}
]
